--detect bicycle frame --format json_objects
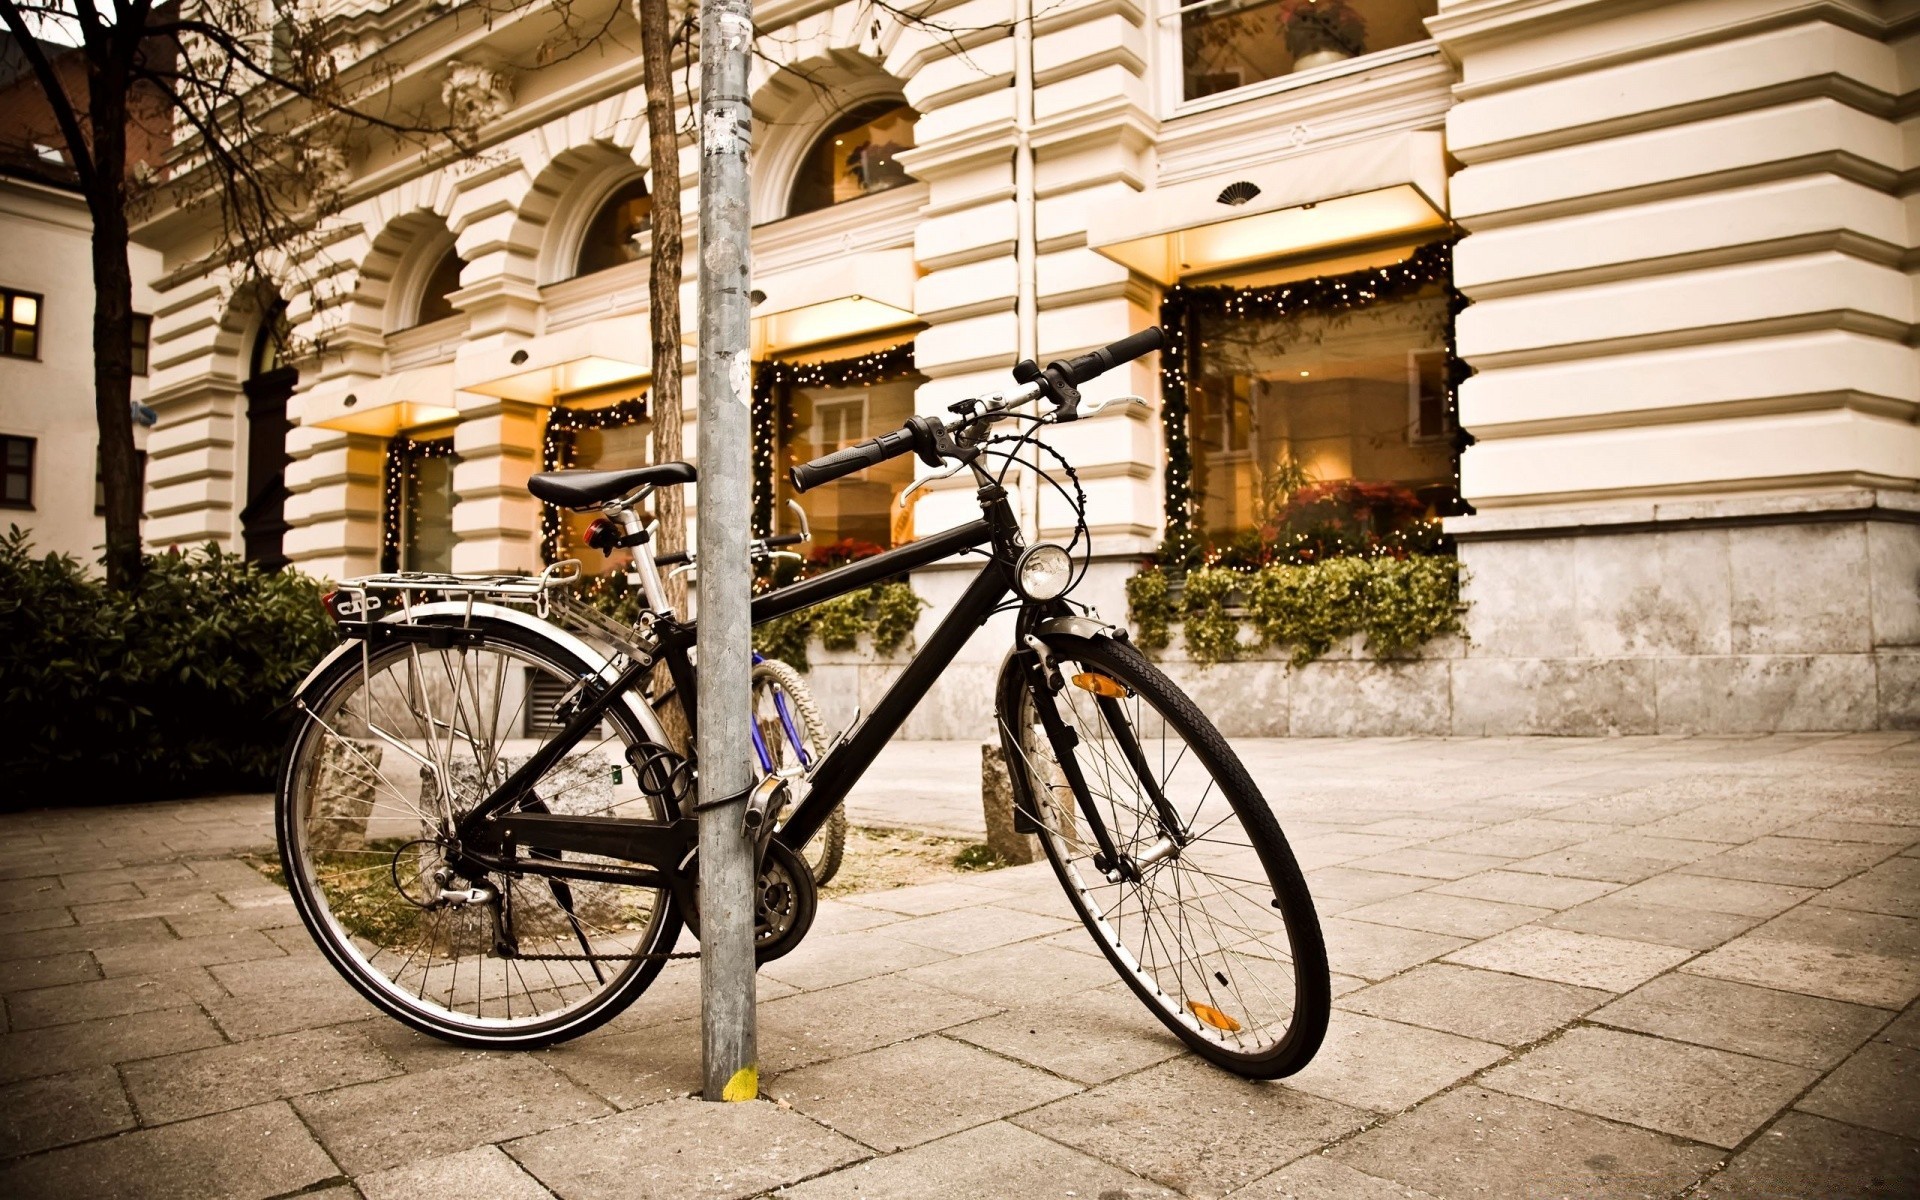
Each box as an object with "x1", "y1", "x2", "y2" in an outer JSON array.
[{"x1": 450, "y1": 480, "x2": 1034, "y2": 893}]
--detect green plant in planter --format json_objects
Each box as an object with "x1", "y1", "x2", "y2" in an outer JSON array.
[
  {"x1": 748, "y1": 581, "x2": 925, "y2": 671},
  {"x1": 1181, "y1": 566, "x2": 1246, "y2": 662}
]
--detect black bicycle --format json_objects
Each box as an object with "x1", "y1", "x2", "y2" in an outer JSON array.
[{"x1": 275, "y1": 326, "x2": 1330, "y2": 1077}]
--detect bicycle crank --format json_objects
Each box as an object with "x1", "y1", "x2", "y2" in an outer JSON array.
[{"x1": 680, "y1": 838, "x2": 817, "y2": 963}]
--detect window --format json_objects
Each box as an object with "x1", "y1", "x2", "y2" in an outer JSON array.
[
  {"x1": 252, "y1": 302, "x2": 292, "y2": 377},
  {"x1": 404, "y1": 449, "x2": 457, "y2": 573},
  {"x1": 788, "y1": 102, "x2": 918, "y2": 218},
  {"x1": 2, "y1": 289, "x2": 42, "y2": 359},
  {"x1": 131, "y1": 314, "x2": 152, "y2": 376},
  {"x1": 1187, "y1": 278, "x2": 1457, "y2": 557},
  {"x1": 413, "y1": 248, "x2": 466, "y2": 326},
  {"x1": 1176, "y1": 0, "x2": 1438, "y2": 102},
  {"x1": 563, "y1": 420, "x2": 653, "y2": 573},
  {"x1": 575, "y1": 178, "x2": 652, "y2": 278},
  {"x1": 1, "y1": 436, "x2": 34, "y2": 509},
  {"x1": 777, "y1": 377, "x2": 916, "y2": 548}
]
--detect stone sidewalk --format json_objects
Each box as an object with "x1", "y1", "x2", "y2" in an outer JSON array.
[{"x1": 1, "y1": 734, "x2": 1917, "y2": 1199}]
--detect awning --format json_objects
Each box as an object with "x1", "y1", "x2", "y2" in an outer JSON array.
[
  {"x1": 1088, "y1": 131, "x2": 1450, "y2": 285},
  {"x1": 750, "y1": 248, "x2": 919, "y2": 356},
  {"x1": 307, "y1": 362, "x2": 459, "y2": 436},
  {"x1": 459, "y1": 315, "x2": 651, "y2": 403}
]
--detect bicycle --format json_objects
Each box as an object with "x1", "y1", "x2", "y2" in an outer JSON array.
[{"x1": 276, "y1": 325, "x2": 1331, "y2": 1078}]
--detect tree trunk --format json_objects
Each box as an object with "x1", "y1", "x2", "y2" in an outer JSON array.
[
  {"x1": 638, "y1": 0, "x2": 691, "y2": 749},
  {"x1": 88, "y1": 72, "x2": 143, "y2": 590}
]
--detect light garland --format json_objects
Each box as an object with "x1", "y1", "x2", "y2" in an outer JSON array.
[
  {"x1": 380, "y1": 435, "x2": 458, "y2": 572},
  {"x1": 1156, "y1": 239, "x2": 1472, "y2": 569},
  {"x1": 538, "y1": 397, "x2": 650, "y2": 564},
  {"x1": 750, "y1": 342, "x2": 917, "y2": 536}
]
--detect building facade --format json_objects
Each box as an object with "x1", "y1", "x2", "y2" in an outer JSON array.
[{"x1": 133, "y1": 0, "x2": 1919, "y2": 735}]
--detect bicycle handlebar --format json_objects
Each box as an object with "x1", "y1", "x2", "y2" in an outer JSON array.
[{"x1": 788, "y1": 326, "x2": 1164, "y2": 494}]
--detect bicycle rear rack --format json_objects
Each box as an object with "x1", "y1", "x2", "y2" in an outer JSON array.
[{"x1": 325, "y1": 559, "x2": 656, "y2": 659}]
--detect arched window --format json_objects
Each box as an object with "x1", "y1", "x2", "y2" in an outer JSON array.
[
  {"x1": 787, "y1": 102, "x2": 918, "y2": 218},
  {"x1": 413, "y1": 246, "x2": 466, "y2": 326},
  {"x1": 574, "y1": 177, "x2": 652, "y2": 278}
]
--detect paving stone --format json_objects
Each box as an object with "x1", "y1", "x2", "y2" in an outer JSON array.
[
  {"x1": 1319, "y1": 919, "x2": 1468, "y2": 982},
  {"x1": 0, "y1": 1100, "x2": 337, "y2": 1200},
  {"x1": 1226, "y1": 1156, "x2": 1441, "y2": 1199},
  {"x1": 541, "y1": 1017, "x2": 703, "y2": 1107},
  {"x1": 1342, "y1": 849, "x2": 1514, "y2": 881},
  {"x1": 1284, "y1": 1010, "x2": 1505, "y2": 1114},
  {"x1": 1340, "y1": 893, "x2": 1549, "y2": 940},
  {"x1": 1505, "y1": 847, "x2": 1677, "y2": 885},
  {"x1": 295, "y1": 1054, "x2": 613, "y2": 1174},
  {"x1": 1442, "y1": 925, "x2": 1692, "y2": 992},
  {"x1": 121, "y1": 1025, "x2": 401, "y2": 1124},
  {"x1": 1796, "y1": 1041, "x2": 1920, "y2": 1140},
  {"x1": 1876, "y1": 1003, "x2": 1920, "y2": 1049},
  {"x1": 509, "y1": 1096, "x2": 866, "y2": 1200},
  {"x1": 358, "y1": 1144, "x2": 556, "y2": 1200},
  {"x1": 91, "y1": 928, "x2": 285, "y2": 977},
  {"x1": 1696, "y1": 1111, "x2": 1920, "y2": 1199},
  {"x1": 68, "y1": 891, "x2": 228, "y2": 925},
  {"x1": 200, "y1": 974, "x2": 379, "y2": 1040},
  {"x1": 1592, "y1": 973, "x2": 1890, "y2": 1068},
  {"x1": 1425, "y1": 818, "x2": 1603, "y2": 858},
  {"x1": 774, "y1": 1035, "x2": 1079, "y2": 1151},
  {"x1": 1300, "y1": 867, "x2": 1431, "y2": 904},
  {"x1": 0, "y1": 876, "x2": 139, "y2": 914},
  {"x1": 1541, "y1": 895, "x2": 1760, "y2": 950},
  {"x1": 0, "y1": 1005, "x2": 227, "y2": 1085},
  {"x1": 1, "y1": 951, "x2": 100, "y2": 992},
  {"x1": 0, "y1": 1066, "x2": 134, "y2": 1157},
  {"x1": 1822, "y1": 856, "x2": 1920, "y2": 918},
  {"x1": 841, "y1": 881, "x2": 1005, "y2": 916},
  {"x1": 0, "y1": 907, "x2": 77, "y2": 935},
  {"x1": 4, "y1": 972, "x2": 205, "y2": 1030},
  {"x1": 785, "y1": 1120, "x2": 1182, "y2": 1199},
  {"x1": 756, "y1": 928, "x2": 952, "y2": 992},
  {"x1": 945, "y1": 984, "x2": 1185, "y2": 1085},
  {"x1": 804, "y1": 898, "x2": 907, "y2": 936},
  {"x1": 0, "y1": 915, "x2": 173, "y2": 961},
  {"x1": 1679, "y1": 836, "x2": 1899, "y2": 888},
  {"x1": 1338, "y1": 963, "x2": 1609, "y2": 1046},
  {"x1": 1605, "y1": 871, "x2": 1813, "y2": 917},
  {"x1": 1685, "y1": 906, "x2": 1920, "y2": 1008},
  {"x1": 900, "y1": 936, "x2": 1121, "y2": 1004},
  {"x1": 1332, "y1": 1086, "x2": 1719, "y2": 1200},
  {"x1": 1291, "y1": 833, "x2": 1424, "y2": 870},
  {"x1": 1482, "y1": 1025, "x2": 1816, "y2": 1148},
  {"x1": 1429, "y1": 870, "x2": 1619, "y2": 910},
  {"x1": 1777, "y1": 817, "x2": 1920, "y2": 845},
  {"x1": 755, "y1": 973, "x2": 998, "y2": 1071},
  {"x1": 1013, "y1": 1055, "x2": 1370, "y2": 1196},
  {"x1": 876, "y1": 905, "x2": 1074, "y2": 955}
]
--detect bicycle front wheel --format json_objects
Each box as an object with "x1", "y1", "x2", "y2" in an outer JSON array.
[
  {"x1": 999, "y1": 632, "x2": 1329, "y2": 1077},
  {"x1": 277, "y1": 618, "x2": 682, "y2": 1048},
  {"x1": 753, "y1": 657, "x2": 846, "y2": 885}
]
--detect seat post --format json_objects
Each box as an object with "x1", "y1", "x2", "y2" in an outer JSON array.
[{"x1": 603, "y1": 488, "x2": 672, "y2": 616}]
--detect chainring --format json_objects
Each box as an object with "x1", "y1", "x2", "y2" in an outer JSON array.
[{"x1": 680, "y1": 837, "x2": 818, "y2": 963}]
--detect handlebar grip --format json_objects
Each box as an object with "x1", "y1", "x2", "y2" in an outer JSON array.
[
  {"x1": 1060, "y1": 326, "x2": 1166, "y2": 386},
  {"x1": 789, "y1": 426, "x2": 916, "y2": 493},
  {"x1": 764, "y1": 533, "x2": 806, "y2": 548},
  {"x1": 654, "y1": 550, "x2": 690, "y2": 567}
]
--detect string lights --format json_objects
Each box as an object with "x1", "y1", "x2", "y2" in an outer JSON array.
[
  {"x1": 380, "y1": 435, "x2": 458, "y2": 572},
  {"x1": 538, "y1": 397, "x2": 650, "y2": 564},
  {"x1": 1156, "y1": 239, "x2": 1471, "y2": 568},
  {"x1": 749, "y1": 342, "x2": 917, "y2": 536}
]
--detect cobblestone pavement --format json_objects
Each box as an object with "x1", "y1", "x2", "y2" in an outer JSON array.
[{"x1": 2, "y1": 734, "x2": 1917, "y2": 1199}]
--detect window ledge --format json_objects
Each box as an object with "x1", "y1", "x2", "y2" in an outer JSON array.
[{"x1": 1170, "y1": 41, "x2": 1445, "y2": 122}]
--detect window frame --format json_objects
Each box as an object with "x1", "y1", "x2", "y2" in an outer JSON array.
[
  {"x1": 1, "y1": 288, "x2": 44, "y2": 362},
  {"x1": 785, "y1": 100, "x2": 921, "y2": 220},
  {"x1": 131, "y1": 313, "x2": 153, "y2": 376},
  {"x1": 1, "y1": 434, "x2": 36, "y2": 510}
]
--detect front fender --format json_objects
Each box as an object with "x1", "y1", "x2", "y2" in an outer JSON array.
[
  {"x1": 292, "y1": 601, "x2": 672, "y2": 747},
  {"x1": 1033, "y1": 614, "x2": 1130, "y2": 643}
]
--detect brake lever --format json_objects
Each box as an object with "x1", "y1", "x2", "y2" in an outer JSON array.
[
  {"x1": 899, "y1": 459, "x2": 968, "y2": 508},
  {"x1": 1076, "y1": 394, "x2": 1145, "y2": 420}
]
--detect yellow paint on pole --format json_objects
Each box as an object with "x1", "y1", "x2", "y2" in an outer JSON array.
[{"x1": 722, "y1": 1064, "x2": 758, "y2": 1102}]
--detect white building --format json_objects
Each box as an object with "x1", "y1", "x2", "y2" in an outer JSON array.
[
  {"x1": 133, "y1": 0, "x2": 1919, "y2": 735},
  {"x1": 0, "y1": 171, "x2": 162, "y2": 563}
]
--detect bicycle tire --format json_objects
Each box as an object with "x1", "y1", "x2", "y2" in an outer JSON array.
[
  {"x1": 276, "y1": 617, "x2": 682, "y2": 1048},
  {"x1": 997, "y1": 631, "x2": 1329, "y2": 1077},
  {"x1": 752, "y1": 657, "x2": 847, "y2": 885}
]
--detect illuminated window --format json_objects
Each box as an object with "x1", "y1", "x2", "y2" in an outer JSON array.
[
  {"x1": 776, "y1": 377, "x2": 915, "y2": 548},
  {"x1": 1187, "y1": 280, "x2": 1457, "y2": 558},
  {"x1": 404, "y1": 447, "x2": 457, "y2": 573},
  {"x1": 131, "y1": 314, "x2": 152, "y2": 376},
  {"x1": 788, "y1": 102, "x2": 918, "y2": 218},
  {"x1": 1, "y1": 435, "x2": 32, "y2": 509},
  {"x1": 1177, "y1": 0, "x2": 1437, "y2": 102},
  {"x1": 2, "y1": 289, "x2": 42, "y2": 359},
  {"x1": 575, "y1": 178, "x2": 653, "y2": 278},
  {"x1": 413, "y1": 247, "x2": 466, "y2": 326},
  {"x1": 564, "y1": 419, "x2": 653, "y2": 574}
]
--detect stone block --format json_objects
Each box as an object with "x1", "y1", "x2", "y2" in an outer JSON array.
[
  {"x1": 1157, "y1": 658, "x2": 1290, "y2": 737},
  {"x1": 1458, "y1": 538, "x2": 1579, "y2": 657},
  {"x1": 1339, "y1": 962, "x2": 1609, "y2": 1046},
  {"x1": 1879, "y1": 650, "x2": 1920, "y2": 729},
  {"x1": 1451, "y1": 657, "x2": 1659, "y2": 735},
  {"x1": 1868, "y1": 519, "x2": 1920, "y2": 647},
  {"x1": 1797, "y1": 1042, "x2": 1920, "y2": 1140},
  {"x1": 1729, "y1": 521, "x2": 1872, "y2": 654},
  {"x1": 1591, "y1": 973, "x2": 1886, "y2": 1069},
  {"x1": 782, "y1": 1120, "x2": 1182, "y2": 1200},
  {"x1": 1697, "y1": 1111, "x2": 1920, "y2": 1200},
  {"x1": 978, "y1": 743, "x2": 1038, "y2": 865},
  {"x1": 1655, "y1": 654, "x2": 1877, "y2": 733},
  {"x1": 1573, "y1": 526, "x2": 1731, "y2": 656},
  {"x1": 1289, "y1": 661, "x2": 1452, "y2": 737},
  {"x1": 0, "y1": 1100, "x2": 337, "y2": 1200}
]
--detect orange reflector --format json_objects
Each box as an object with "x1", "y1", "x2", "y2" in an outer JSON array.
[
  {"x1": 1188, "y1": 1000, "x2": 1240, "y2": 1032},
  {"x1": 1071, "y1": 672, "x2": 1127, "y2": 698}
]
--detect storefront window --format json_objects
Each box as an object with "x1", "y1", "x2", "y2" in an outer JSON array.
[
  {"x1": 404, "y1": 450, "x2": 457, "y2": 572},
  {"x1": 565, "y1": 420, "x2": 653, "y2": 574},
  {"x1": 776, "y1": 375, "x2": 917, "y2": 549},
  {"x1": 1178, "y1": 0, "x2": 1437, "y2": 102},
  {"x1": 575, "y1": 177, "x2": 652, "y2": 278},
  {"x1": 1187, "y1": 280, "x2": 1455, "y2": 562},
  {"x1": 787, "y1": 102, "x2": 918, "y2": 218}
]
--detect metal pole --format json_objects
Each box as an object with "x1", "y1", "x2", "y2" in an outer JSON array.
[{"x1": 694, "y1": 0, "x2": 757, "y2": 1103}]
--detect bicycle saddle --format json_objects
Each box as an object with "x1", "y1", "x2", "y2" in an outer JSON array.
[{"x1": 527, "y1": 461, "x2": 697, "y2": 509}]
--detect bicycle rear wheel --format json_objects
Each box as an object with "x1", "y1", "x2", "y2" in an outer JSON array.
[
  {"x1": 998, "y1": 632, "x2": 1329, "y2": 1077},
  {"x1": 276, "y1": 618, "x2": 682, "y2": 1047},
  {"x1": 752, "y1": 657, "x2": 846, "y2": 885}
]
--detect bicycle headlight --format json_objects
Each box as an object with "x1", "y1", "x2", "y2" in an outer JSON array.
[{"x1": 1014, "y1": 543, "x2": 1073, "y2": 602}]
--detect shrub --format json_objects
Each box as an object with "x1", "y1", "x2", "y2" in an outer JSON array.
[{"x1": 0, "y1": 530, "x2": 336, "y2": 804}]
